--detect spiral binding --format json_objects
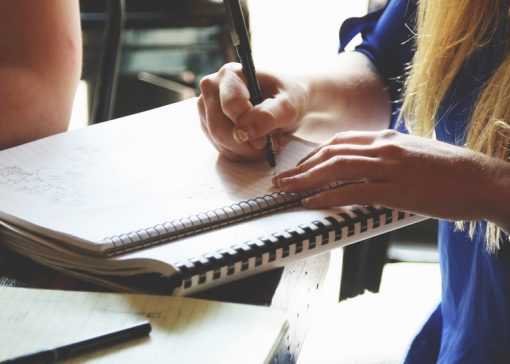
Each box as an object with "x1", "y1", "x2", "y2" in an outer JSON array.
[
  {"x1": 174, "y1": 206, "x2": 415, "y2": 290},
  {"x1": 102, "y1": 181, "x2": 343, "y2": 255}
]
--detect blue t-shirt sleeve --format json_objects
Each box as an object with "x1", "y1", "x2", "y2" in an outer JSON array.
[{"x1": 339, "y1": 0, "x2": 417, "y2": 129}]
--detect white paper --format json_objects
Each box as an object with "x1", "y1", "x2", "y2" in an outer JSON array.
[
  {"x1": 0, "y1": 286, "x2": 287, "y2": 364},
  {"x1": 0, "y1": 99, "x2": 315, "y2": 253}
]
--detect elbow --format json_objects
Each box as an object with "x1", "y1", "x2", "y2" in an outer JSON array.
[
  {"x1": 0, "y1": 63, "x2": 81, "y2": 150},
  {"x1": 34, "y1": 31, "x2": 83, "y2": 138},
  {"x1": 26, "y1": 74, "x2": 80, "y2": 141}
]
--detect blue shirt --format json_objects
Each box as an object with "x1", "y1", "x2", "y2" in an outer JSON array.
[{"x1": 340, "y1": 1, "x2": 510, "y2": 362}]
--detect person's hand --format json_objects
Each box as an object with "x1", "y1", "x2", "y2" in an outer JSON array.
[
  {"x1": 272, "y1": 129, "x2": 507, "y2": 223},
  {"x1": 197, "y1": 62, "x2": 309, "y2": 162}
]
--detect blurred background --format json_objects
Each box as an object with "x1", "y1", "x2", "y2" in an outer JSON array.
[{"x1": 71, "y1": 0, "x2": 369, "y2": 128}]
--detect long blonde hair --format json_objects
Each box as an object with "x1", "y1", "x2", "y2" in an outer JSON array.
[{"x1": 401, "y1": 0, "x2": 510, "y2": 252}]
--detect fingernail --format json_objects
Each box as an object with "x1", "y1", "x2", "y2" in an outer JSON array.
[
  {"x1": 274, "y1": 138, "x2": 281, "y2": 152},
  {"x1": 275, "y1": 177, "x2": 292, "y2": 189},
  {"x1": 297, "y1": 147, "x2": 319, "y2": 166},
  {"x1": 233, "y1": 128, "x2": 250, "y2": 143}
]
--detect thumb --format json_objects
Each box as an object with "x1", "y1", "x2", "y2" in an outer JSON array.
[{"x1": 234, "y1": 93, "x2": 300, "y2": 142}]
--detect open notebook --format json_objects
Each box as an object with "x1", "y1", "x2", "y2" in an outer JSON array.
[
  {"x1": 0, "y1": 99, "x2": 425, "y2": 294},
  {"x1": 0, "y1": 286, "x2": 287, "y2": 363}
]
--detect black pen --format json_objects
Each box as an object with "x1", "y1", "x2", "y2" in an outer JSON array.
[
  {"x1": 224, "y1": 0, "x2": 277, "y2": 170},
  {"x1": 1, "y1": 320, "x2": 151, "y2": 364}
]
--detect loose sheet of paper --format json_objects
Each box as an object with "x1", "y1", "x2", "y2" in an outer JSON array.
[{"x1": 0, "y1": 286, "x2": 287, "y2": 364}]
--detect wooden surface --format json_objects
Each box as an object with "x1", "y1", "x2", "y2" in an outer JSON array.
[
  {"x1": 0, "y1": 246, "x2": 330, "y2": 364},
  {"x1": 271, "y1": 252, "x2": 331, "y2": 364}
]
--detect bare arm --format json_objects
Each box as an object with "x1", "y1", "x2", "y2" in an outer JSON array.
[
  {"x1": 297, "y1": 51, "x2": 391, "y2": 140},
  {"x1": 0, "y1": 0, "x2": 82, "y2": 149}
]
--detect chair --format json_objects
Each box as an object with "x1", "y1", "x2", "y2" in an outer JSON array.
[{"x1": 82, "y1": 0, "x2": 124, "y2": 123}]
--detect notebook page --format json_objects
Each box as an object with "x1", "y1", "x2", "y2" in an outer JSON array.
[
  {"x1": 0, "y1": 99, "x2": 316, "y2": 252},
  {"x1": 0, "y1": 286, "x2": 287, "y2": 364},
  {"x1": 0, "y1": 287, "x2": 147, "y2": 361}
]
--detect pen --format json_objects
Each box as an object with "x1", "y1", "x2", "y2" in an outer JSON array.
[
  {"x1": 224, "y1": 0, "x2": 277, "y2": 170},
  {"x1": 1, "y1": 320, "x2": 151, "y2": 364}
]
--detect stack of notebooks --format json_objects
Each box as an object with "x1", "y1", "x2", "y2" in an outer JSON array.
[{"x1": 0, "y1": 99, "x2": 425, "y2": 295}]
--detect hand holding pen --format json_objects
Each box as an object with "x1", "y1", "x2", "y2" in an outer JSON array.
[{"x1": 196, "y1": 2, "x2": 310, "y2": 166}]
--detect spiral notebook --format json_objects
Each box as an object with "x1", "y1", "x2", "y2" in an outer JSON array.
[{"x1": 0, "y1": 99, "x2": 425, "y2": 294}]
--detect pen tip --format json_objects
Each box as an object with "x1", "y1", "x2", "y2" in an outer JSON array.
[{"x1": 265, "y1": 135, "x2": 277, "y2": 169}]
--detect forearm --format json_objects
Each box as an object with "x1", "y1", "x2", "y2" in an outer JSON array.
[
  {"x1": 296, "y1": 51, "x2": 391, "y2": 140},
  {"x1": 482, "y1": 159, "x2": 510, "y2": 234}
]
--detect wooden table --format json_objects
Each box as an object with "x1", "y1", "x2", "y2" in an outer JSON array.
[{"x1": 0, "y1": 246, "x2": 332, "y2": 364}]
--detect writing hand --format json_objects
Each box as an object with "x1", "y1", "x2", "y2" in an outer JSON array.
[{"x1": 197, "y1": 62, "x2": 309, "y2": 161}]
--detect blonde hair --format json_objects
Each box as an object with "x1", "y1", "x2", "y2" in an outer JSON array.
[{"x1": 401, "y1": 0, "x2": 510, "y2": 252}]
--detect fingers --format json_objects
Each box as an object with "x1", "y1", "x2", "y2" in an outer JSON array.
[
  {"x1": 297, "y1": 131, "x2": 382, "y2": 165},
  {"x1": 232, "y1": 95, "x2": 299, "y2": 144},
  {"x1": 217, "y1": 64, "x2": 252, "y2": 123},
  {"x1": 274, "y1": 155, "x2": 384, "y2": 192},
  {"x1": 272, "y1": 130, "x2": 407, "y2": 193},
  {"x1": 297, "y1": 144, "x2": 382, "y2": 172},
  {"x1": 199, "y1": 66, "x2": 262, "y2": 161},
  {"x1": 198, "y1": 114, "x2": 247, "y2": 161},
  {"x1": 199, "y1": 62, "x2": 305, "y2": 161}
]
